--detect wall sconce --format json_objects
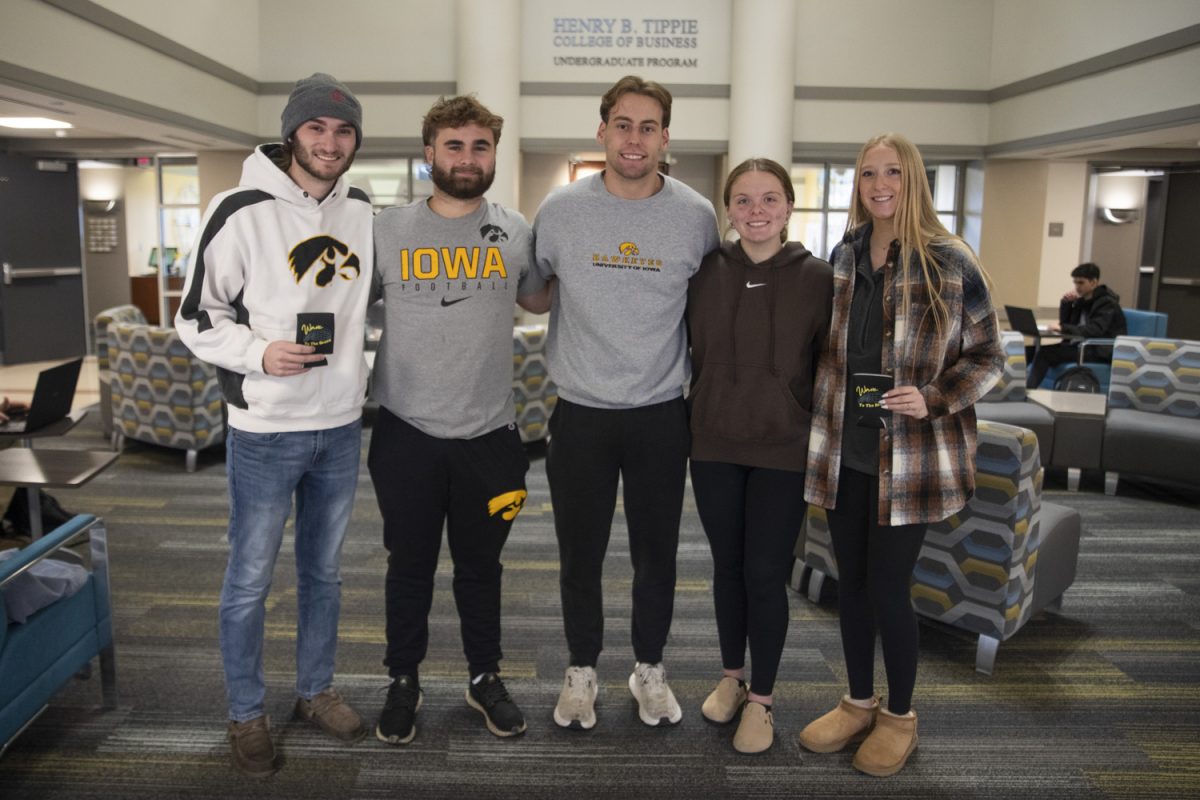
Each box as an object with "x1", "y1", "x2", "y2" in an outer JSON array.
[{"x1": 1098, "y1": 207, "x2": 1139, "y2": 224}]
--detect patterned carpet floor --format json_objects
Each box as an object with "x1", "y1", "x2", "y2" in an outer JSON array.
[{"x1": 2, "y1": 411, "x2": 1198, "y2": 798}]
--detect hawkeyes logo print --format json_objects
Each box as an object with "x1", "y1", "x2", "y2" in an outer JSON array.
[
  {"x1": 619, "y1": 241, "x2": 639, "y2": 256},
  {"x1": 480, "y1": 224, "x2": 509, "y2": 243},
  {"x1": 289, "y1": 236, "x2": 361, "y2": 286},
  {"x1": 487, "y1": 490, "x2": 527, "y2": 521}
]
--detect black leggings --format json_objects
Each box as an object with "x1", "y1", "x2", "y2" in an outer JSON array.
[
  {"x1": 690, "y1": 460, "x2": 807, "y2": 697},
  {"x1": 826, "y1": 467, "x2": 926, "y2": 715}
]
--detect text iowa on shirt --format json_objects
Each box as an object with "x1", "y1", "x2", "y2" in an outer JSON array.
[{"x1": 397, "y1": 246, "x2": 509, "y2": 281}]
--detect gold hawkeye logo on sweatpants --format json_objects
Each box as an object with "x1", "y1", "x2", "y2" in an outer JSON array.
[{"x1": 487, "y1": 490, "x2": 527, "y2": 521}]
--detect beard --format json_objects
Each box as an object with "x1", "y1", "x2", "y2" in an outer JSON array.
[
  {"x1": 292, "y1": 141, "x2": 355, "y2": 184},
  {"x1": 431, "y1": 162, "x2": 495, "y2": 200}
]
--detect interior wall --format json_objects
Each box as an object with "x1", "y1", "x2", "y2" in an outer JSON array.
[
  {"x1": 92, "y1": 0, "x2": 261, "y2": 77},
  {"x1": 978, "y1": 160, "x2": 1048, "y2": 311},
  {"x1": 1036, "y1": 162, "x2": 1088, "y2": 307},
  {"x1": 78, "y1": 166, "x2": 131, "y2": 324},
  {"x1": 197, "y1": 150, "x2": 250, "y2": 210}
]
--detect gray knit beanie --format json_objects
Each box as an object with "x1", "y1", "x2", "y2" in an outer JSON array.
[{"x1": 281, "y1": 73, "x2": 362, "y2": 150}]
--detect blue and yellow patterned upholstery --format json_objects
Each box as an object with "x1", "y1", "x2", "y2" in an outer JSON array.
[
  {"x1": 94, "y1": 305, "x2": 148, "y2": 438},
  {"x1": 512, "y1": 324, "x2": 557, "y2": 443},
  {"x1": 800, "y1": 420, "x2": 1081, "y2": 673},
  {"x1": 1103, "y1": 336, "x2": 1200, "y2": 492},
  {"x1": 110, "y1": 322, "x2": 225, "y2": 470},
  {"x1": 981, "y1": 331, "x2": 1028, "y2": 402},
  {"x1": 912, "y1": 421, "x2": 1043, "y2": 643}
]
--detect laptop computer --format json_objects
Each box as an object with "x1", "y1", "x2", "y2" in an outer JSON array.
[
  {"x1": 1003, "y1": 305, "x2": 1046, "y2": 338},
  {"x1": 0, "y1": 358, "x2": 83, "y2": 434}
]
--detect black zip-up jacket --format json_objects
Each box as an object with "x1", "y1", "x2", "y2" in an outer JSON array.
[{"x1": 1059, "y1": 284, "x2": 1126, "y2": 361}]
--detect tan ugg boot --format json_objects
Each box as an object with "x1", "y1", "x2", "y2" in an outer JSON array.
[
  {"x1": 852, "y1": 707, "x2": 918, "y2": 777},
  {"x1": 797, "y1": 695, "x2": 878, "y2": 753}
]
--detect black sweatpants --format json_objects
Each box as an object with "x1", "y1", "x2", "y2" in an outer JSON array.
[
  {"x1": 826, "y1": 467, "x2": 927, "y2": 715},
  {"x1": 547, "y1": 396, "x2": 690, "y2": 667},
  {"x1": 690, "y1": 460, "x2": 807, "y2": 697},
  {"x1": 368, "y1": 408, "x2": 529, "y2": 680}
]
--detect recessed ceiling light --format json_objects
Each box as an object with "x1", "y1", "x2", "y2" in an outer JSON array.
[{"x1": 0, "y1": 117, "x2": 73, "y2": 129}]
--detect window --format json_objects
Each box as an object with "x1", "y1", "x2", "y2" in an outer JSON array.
[
  {"x1": 345, "y1": 158, "x2": 432, "y2": 211},
  {"x1": 790, "y1": 161, "x2": 964, "y2": 258}
]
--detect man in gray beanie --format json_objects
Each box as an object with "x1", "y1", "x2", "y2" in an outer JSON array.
[{"x1": 176, "y1": 70, "x2": 372, "y2": 778}]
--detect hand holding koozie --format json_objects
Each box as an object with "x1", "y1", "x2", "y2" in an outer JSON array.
[
  {"x1": 851, "y1": 372, "x2": 893, "y2": 428},
  {"x1": 297, "y1": 312, "x2": 334, "y2": 367}
]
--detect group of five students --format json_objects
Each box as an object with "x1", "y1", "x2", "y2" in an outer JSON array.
[{"x1": 176, "y1": 71, "x2": 1003, "y2": 780}]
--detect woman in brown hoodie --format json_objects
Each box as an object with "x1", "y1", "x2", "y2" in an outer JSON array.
[{"x1": 686, "y1": 158, "x2": 833, "y2": 754}]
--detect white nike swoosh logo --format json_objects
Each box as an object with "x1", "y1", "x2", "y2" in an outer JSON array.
[{"x1": 746, "y1": 281, "x2": 766, "y2": 288}]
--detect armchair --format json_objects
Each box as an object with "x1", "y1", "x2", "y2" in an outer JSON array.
[
  {"x1": 797, "y1": 421, "x2": 1082, "y2": 674},
  {"x1": 94, "y1": 305, "x2": 149, "y2": 441},
  {"x1": 1040, "y1": 309, "x2": 1168, "y2": 393},
  {"x1": 1, "y1": 514, "x2": 116, "y2": 757},
  {"x1": 110, "y1": 321, "x2": 225, "y2": 471},
  {"x1": 1102, "y1": 335, "x2": 1200, "y2": 494},
  {"x1": 512, "y1": 325, "x2": 558, "y2": 443}
]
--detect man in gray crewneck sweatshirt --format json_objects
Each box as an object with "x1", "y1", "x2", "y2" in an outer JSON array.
[{"x1": 533, "y1": 75, "x2": 720, "y2": 731}]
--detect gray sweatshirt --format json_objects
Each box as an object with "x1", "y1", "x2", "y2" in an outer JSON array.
[
  {"x1": 533, "y1": 173, "x2": 719, "y2": 409},
  {"x1": 372, "y1": 199, "x2": 543, "y2": 438}
]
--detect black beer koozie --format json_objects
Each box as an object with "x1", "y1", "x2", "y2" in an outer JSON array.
[
  {"x1": 852, "y1": 372, "x2": 893, "y2": 428},
  {"x1": 297, "y1": 313, "x2": 334, "y2": 367}
]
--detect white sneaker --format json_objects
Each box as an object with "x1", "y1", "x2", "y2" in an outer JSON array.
[
  {"x1": 628, "y1": 662, "x2": 682, "y2": 726},
  {"x1": 554, "y1": 666, "x2": 598, "y2": 730}
]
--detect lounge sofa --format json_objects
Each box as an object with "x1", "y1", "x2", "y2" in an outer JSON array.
[
  {"x1": 1102, "y1": 335, "x2": 1200, "y2": 494},
  {"x1": 976, "y1": 331, "x2": 1056, "y2": 463},
  {"x1": 797, "y1": 420, "x2": 1082, "y2": 674},
  {"x1": 0, "y1": 515, "x2": 117, "y2": 757}
]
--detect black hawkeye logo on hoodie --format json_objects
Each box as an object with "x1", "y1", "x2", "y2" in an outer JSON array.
[{"x1": 288, "y1": 235, "x2": 361, "y2": 286}]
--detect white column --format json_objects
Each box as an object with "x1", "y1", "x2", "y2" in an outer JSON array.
[
  {"x1": 727, "y1": 0, "x2": 797, "y2": 170},
  {"x1": 456, "y1": 0, "x2": 522, "y2": 209}
]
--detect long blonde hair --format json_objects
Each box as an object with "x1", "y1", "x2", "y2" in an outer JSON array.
[{"x1": 847, "y1": 132, "x2": 982, "y2": 342}]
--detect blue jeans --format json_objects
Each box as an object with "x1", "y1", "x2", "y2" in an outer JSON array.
[{"x1": 220, "y1": 419, "x2": 362, "y2": 722}]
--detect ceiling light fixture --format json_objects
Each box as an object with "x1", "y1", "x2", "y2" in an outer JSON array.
[{"x1": 0, "y1": 116, "x2": 73, "y2": 129}]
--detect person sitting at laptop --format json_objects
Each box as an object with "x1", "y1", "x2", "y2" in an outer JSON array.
[
  {"x1": 1027, "y1": 262, "x2": 1127, "y2": 389},
  {"x1": 0, "y1": 397, "x2": 28, "y2": 423}
]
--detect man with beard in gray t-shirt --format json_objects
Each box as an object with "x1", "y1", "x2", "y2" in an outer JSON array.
[
  {"x1": 369, "y1": 95, "x2": 548, "y2": 747},
  {"x1": 533, "y1": 75, "x2": 720, "y2": 731}
]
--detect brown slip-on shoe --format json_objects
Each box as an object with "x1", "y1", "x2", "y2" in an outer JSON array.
[
  {"x1": 294, "y1": 687, "x2": 367, "y2": 742},
  {"x1": 797, "y1": 695, "x2": 878, "y2": 753},
  {"x1": 228, "y1": 715, "x2": 278, "y2": 778},
  {"x1": 732, "y1": 701, "x2": 774, "y2": 754},
  {"x1": 701, "y1": 676, "x2": 748, "y2": 724},
  {"x1": 852, "y1": 707, "x2": 918, "y2": 777}
]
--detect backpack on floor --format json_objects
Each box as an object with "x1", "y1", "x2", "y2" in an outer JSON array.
[{"x1": 1053, "y1": 365, "x2": 1101, "y2": 393}]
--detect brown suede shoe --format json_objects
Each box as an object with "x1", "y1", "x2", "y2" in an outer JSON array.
[
  {"x1": 732, "y1": 701, "x2": 774, "y2": 754},
  {"x1": 852, "y1": 707, "x2": 918, "y2": 777},
  {"x1": 228, "y1": 715, "x2": 278, "y2": 778},
  {"x1": 797, "y1": 695, "x2": 878, "y2": 753},
  {"x1": 294, "y1": 687, "x2": 367, "y2": 742},
  {"x1": 701, "y1": 676, "x2": 748, "y2": 724}
]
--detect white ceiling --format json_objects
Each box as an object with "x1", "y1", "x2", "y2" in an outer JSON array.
[{"x1": 0, "y1": 85, "x2": 247, "y2": 156}]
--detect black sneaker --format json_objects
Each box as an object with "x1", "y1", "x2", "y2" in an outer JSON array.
[
  {"x1": 376, "y1": 675, "x2": 422, "y2": 745},
  {"x1": 466, "y1": 673, "x2": 527, "y2": 737}
]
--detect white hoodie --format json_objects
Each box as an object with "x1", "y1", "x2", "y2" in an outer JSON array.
[{"x1": 175, "y1": 145, "x2": 373, "y2": 433}]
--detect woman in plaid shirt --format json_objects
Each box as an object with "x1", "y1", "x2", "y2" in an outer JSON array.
[{"x1": 797, "y1": 133, "x2": 1003, "y2": 777}]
